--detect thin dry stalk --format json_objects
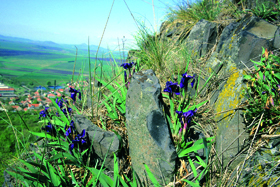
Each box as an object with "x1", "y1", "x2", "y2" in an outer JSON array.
[{"x1": 234, "y1": 112, "x2": 265, "y2": 185}]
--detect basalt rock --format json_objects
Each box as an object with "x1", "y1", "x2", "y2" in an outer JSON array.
[
  {"x1": 159, "y1": 21, "x2": 191, "y2": 43},
  {"x1": 199, "y1": 14, "x2": 279, "y2": 171},
  {"x1": 237, "y1": 128, "x2": 280, "y2": 186},
  {"x1": 72, "y1": 114, "x2": 120, "y2": 172},
  {"x1": 156, "y1": 10, "x2": 280, "y2": 174},
  {"x1": 125, "y1": 69, "x2": 178, "y2": 186},
  {"x1": 125, "y1": 49, "x2": 141, "y2": 64}
]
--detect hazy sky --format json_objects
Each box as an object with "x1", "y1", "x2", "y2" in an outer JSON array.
[{"x1": 0, "y1": 0, "x2": 200, "y2": 50}]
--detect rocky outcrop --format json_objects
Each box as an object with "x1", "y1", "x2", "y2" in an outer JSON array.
[
  {"x1": 193, "y1": 14, "x2": 279, "y2": 171},
  {"x1": 151, "y1": 13, "x2": 280, "y2": 173},
  {"x1": 121, "y1": 8, "x2": 280, "y2": 186},
  {"x1": 73, "y1": 114, "x2": 120, "y2": 172},
  {"x1": 126, "y1": 69, "x2": 178, "y2": 186}
]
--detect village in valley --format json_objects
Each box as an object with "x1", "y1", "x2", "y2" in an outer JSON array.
[{"x1": 0, "y1": 80, "x2": 88, "y2": 113}]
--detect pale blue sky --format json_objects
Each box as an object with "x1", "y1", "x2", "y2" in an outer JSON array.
[{"x1": 0, "y1": 0, "x2": 200, "y2": 50}]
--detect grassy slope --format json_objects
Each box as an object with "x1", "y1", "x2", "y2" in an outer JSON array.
[{"x1": 1, "y1": 0, "x2": 280, "y2": 186}]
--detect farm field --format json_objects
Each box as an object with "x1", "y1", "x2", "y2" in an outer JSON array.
[{"x1": 0, "y1": 35, "x2": 127, "y2": 87}]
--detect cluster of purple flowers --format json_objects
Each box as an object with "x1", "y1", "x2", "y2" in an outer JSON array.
[
  {"x1": 164, "y1": 73, "x2": 196, "y2": 98},
  {"x1": 69, "y1": 87, "x2": 81, "y2": 104},
  {"x1": 64, "y1": 120, "x2": 87, "y2": 155},
  {"x1": 39, "y1": 107, "x2": 50, "y2": 119},
  {"x1": 120, "y1": 62, "x2": 135, "y2": 89},
  {"x1": 163, "y1": 72, "x2": 198, "y2": 138},
  {"x1": 41, "y1": 121, "x2": 56, "y2": 135},
  {"x1": 55, "y1": 97, "x2": 72, "y2": 117},
  {"x1": 39, "y1": 87, "x2": 86, "y2": 155}
]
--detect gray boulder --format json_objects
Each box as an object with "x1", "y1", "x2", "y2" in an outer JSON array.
[
  {"x1": 72, "y1": 114, "x2": 120, "y2": 172},
  {"x1": 126, "y1": 69, "x2": 178, "y2": 186}
]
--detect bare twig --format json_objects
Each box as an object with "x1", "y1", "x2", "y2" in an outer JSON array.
[
  {"x1": 234, "y1": 112, "x2": 264, "y2": 186},
  {"x1": 261, "y1": 134, "x2": 280, "y2": 139}
]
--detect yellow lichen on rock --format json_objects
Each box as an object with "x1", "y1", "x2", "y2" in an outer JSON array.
[{"x1": 215, "y1": 64, "x2": 241, "y2": 123}]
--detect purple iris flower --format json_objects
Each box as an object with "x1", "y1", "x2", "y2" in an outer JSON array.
[
  {"x1": 56, "y1": 98, "x2": 65, "y2": 108},
  {"x1": 183, "y1": 109, "x2": 197, "y2": 124},
  {"x1": 76, "y1": 129, "x2": 86, "y2": 141},
  {"x1": 121, "y1": 62, "x2": 135, "y2": 89},
  {"x1": 176, "y1": 110, "x2": 184, "y2": 126},
  {"x1": 69, "y1": 129, "x2": 87, "y2": 155},
  {"x1": 69, "y1": 87, "x2": 81, "y2": 103},
  {"x1": 120, "y1": 62, "x2": 134, "y2": 70},
  {"x1": 39, "y1": 107, "x2": 49, "y2": 119},
  {"x1": 42, "y1": 122, "x2": 56, "y2": 135},
  {"x1": 180, "y1": 73, "x2": 196, "y2": 89},
  {"x1": 64, "y1": 120, "x2": 76, "y2": 139},
  {"x1": 62, "y1": 107, "x2": 72, "y2": 117},
  {"x1": 65, "y1": 126, "x2": 72, "y2": 137},
  {"x1": 70, "y1": 120, "x2": 75, "y2": 128},
  {"x1": 176, "y1": 108, "x2": 197, "y2": 137},
  {"x1": 164, "y1": 81, "x2": 181, "y2": 97}
]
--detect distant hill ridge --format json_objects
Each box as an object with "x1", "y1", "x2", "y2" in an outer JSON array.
[{"x1": 0, "y1": 34, "x2": 128, "y2": 57}]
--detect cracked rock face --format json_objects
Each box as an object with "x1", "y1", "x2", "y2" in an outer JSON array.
[{"x1": 126, "y1": 69, "x2": 178, "y2": 186}]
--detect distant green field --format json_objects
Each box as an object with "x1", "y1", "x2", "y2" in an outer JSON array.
[{"x1": 0, "y1": 40, "x2": 126, "y2": 87}]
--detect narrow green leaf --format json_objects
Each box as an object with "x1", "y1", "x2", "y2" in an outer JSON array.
[
  {"x1": 24, "y1": 161, "x2": 49, "y2": 178},
  {"x1": 113, "y1": 153, "x2": 119, "y2": 187},
  {"x1": 195, "y1": 155, "x2": 207, "y2": 168},
  {"x1": 182, "y1": 179, "x2": 200, "y2": 187},
  {"x1": 116, "y1": 104, "x2": 125, "y2": 115},
  {"x1": 71, "y1": 104, "x2": 82, "y2": 115},
  {"x1": 29, "y1": 131, "x2": 53, "y2": 139},
  {"x1": 143, "y1": 163, "x2": 161, "y2": 187},
  {"x1": 95, "y1": 77, "x2": 123, "y2": 102},
  {"x1": 46, "y1": 162, "x2": 61, "y2": 186},
  {"x1": 50, "y1": 98, "x2": 70, "y2": 126},
  {"x1": 69, "y1": 166, "x2": 79, "y2": 186},
  {"x1": 188, "y1": 156, "x2": 198, "y2": 179},
  {"x1": 50, "y1": 117, "x2": 66, "y2": 128},
  {"x1": 185, "y1": 100, "x2": 208, "y2": 112},
  {"x1": 111, "y1": 129, "x2": 123, "y2": 154},
  {"x1": 18, "y1": 159, "x2": 38, "y2": 174},
  {"x1": 114, "y1": 81, "x2": 127, "y2": 102},
  {"x1": 86, "y1": 167, "x2": 112, "y2": 187},
  {"x1": 165, "y1": 114, "x2": 173, "y2": 134},
  {"x1": 81, "y1": 148, "x2": 89, "y2": 157},
  {"x1": 57, "y1": 159, "x2": 66, "y2": 183},
  {"x1": 178, "y1": 144, "x2": 204, "y2": 158},
  {"x1": 119, "y1": 174, "x2": 130, "y2": 187},
  {"x1": 202, "y1": 137, "x2": 209, "y2": 164},
  {"x1": 47, "y1": 152, "x2": 68, "y2": 163}
]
